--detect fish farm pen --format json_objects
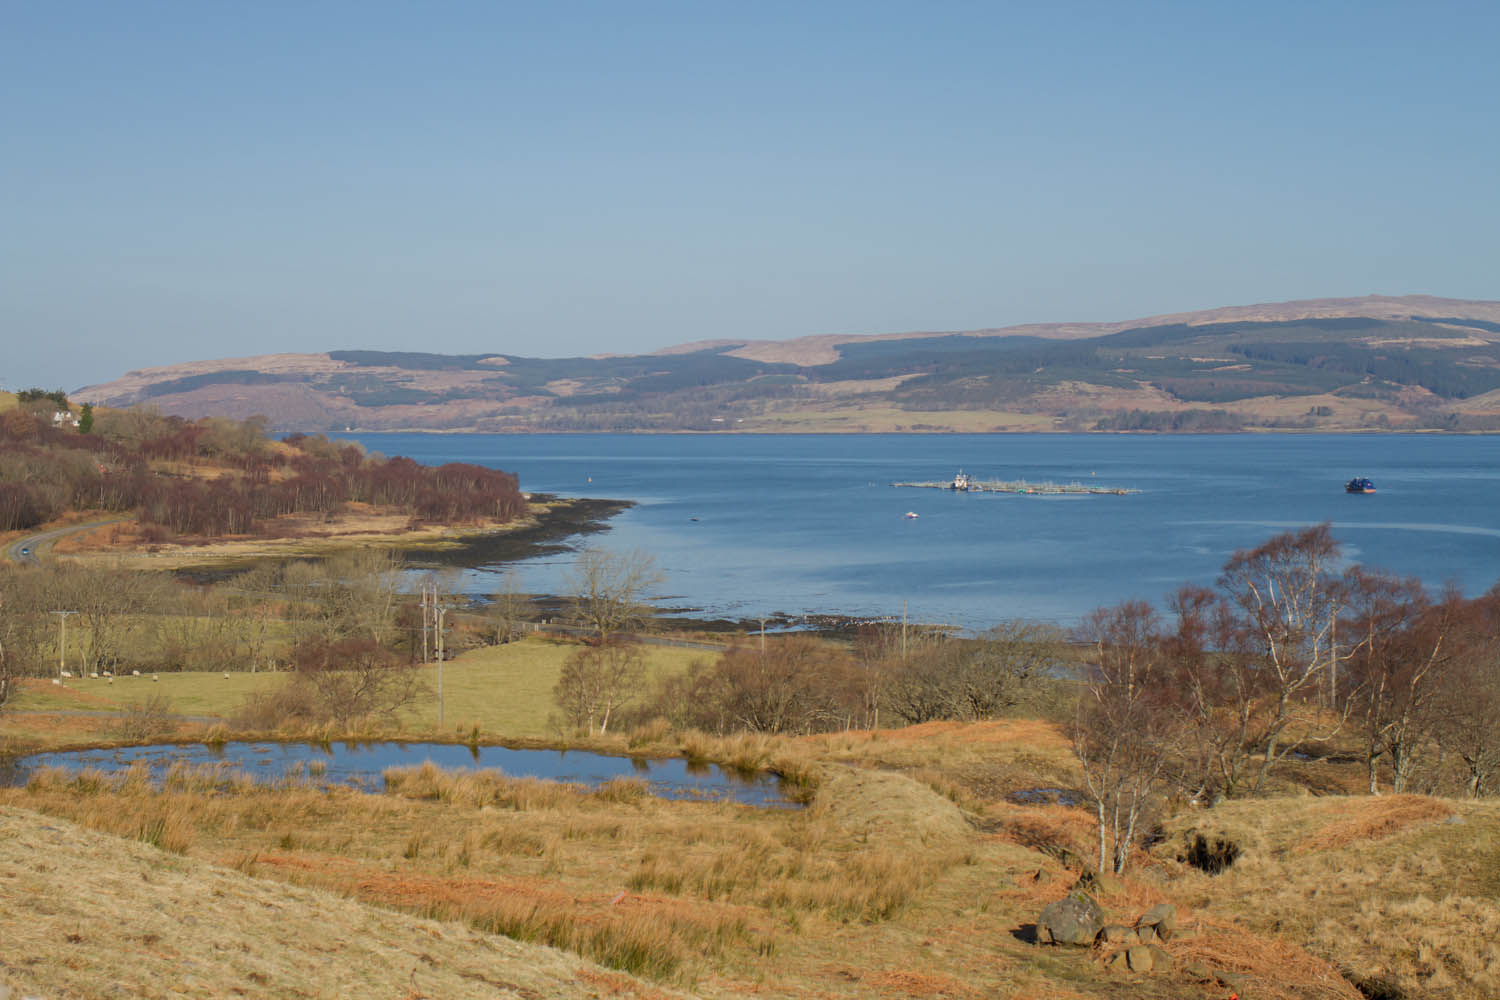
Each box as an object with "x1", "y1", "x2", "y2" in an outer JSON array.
[{"x1": 891, "y1": 478, "x2": 1137, "y2": 496}]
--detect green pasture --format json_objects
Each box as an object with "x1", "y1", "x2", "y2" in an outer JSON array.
[
  {"x1": 400, "y1": 635, "x2": 713, "y2": 737},
  {"x1": 8, "y1": 635, "x2": 717, "y2": 739}
]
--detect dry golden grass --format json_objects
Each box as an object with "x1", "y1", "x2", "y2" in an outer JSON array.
[
  {"x1": 1295, "y1": 794, "x2": 1453, "y2": 853},
  {"x1": 791, "y1": 720, "x2": 1083, "y2": 809},
  {"x1": 0, "y1": 804, "x2": 679, "y2": 1000},
  {"x1": 1154, "y1": 794, "x2": 1500, "y2": 999},
  {"x1": 0, "y1": 719, "x2": 1417, "y2": 999}
]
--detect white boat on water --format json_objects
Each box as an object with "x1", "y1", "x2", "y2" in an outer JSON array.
[{"x1": 904, "y1": 511, "x2": 919, "y2": 519}]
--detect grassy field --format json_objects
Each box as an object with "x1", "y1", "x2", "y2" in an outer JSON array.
[
  {"x1": 4, "y1": 634, "x2": 715, "y2": 743},
  {"x1": 401, "y1": 636, "x2": 712, "y2": 737}
]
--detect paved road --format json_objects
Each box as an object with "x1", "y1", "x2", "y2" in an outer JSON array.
[{"x1": 4, "y1": 518, "x2": 129, "y2": 565}]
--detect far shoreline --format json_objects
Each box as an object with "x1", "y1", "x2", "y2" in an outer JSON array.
[{"x1": 20, "y1": 495, "x2": 634, "y2": 582}]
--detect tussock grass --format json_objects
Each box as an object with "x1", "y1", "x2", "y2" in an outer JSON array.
[
  {"x1": 627, "y1": 715, "x2": 672, "y2": 747},
  {"x1": 811, "y1": 766, "x2": 971, "y2": 847},
  {"x1": 383, "y1": 763, "x2": 581, "y2": 809},
  {"x1": 1155, "y1": 795, "x2": 1499, "y2": 999}
]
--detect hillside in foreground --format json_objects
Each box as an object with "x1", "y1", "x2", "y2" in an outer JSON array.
[
  {"x1": 4, "y1": 698, "x2": 1496, "y2": 999},
  {"x1": 0, "y1": 804, "x2": 675, "y2": 999},
  {"x1": 75, "y1": 294, "x2": 1500, "y2": 432}
]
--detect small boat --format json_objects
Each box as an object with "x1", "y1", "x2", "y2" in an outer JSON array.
[
  {"x1": 904, "y1": 511, "x2": 919, "y2": 519},
  {"x1": 1345, "y1": 477, "x2": 1376, "y2": 494},
  {"x1": 950, "y1": 471, "x2": 972, "y2": 491}
]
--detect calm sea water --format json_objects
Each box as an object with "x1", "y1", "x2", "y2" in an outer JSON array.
[{"x1": 345, "y1": 433, "x2": 1500, "y2": 630}]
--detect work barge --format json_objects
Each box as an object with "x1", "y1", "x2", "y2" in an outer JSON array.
[{"x1": 892, "y1": 470, "x2": 1137, "y2": 496}]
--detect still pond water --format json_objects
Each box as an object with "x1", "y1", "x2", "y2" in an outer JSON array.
[
  {"x1": 347, "y1": 432, "x2": 1500, "y2": 631},
  {"x1": 4, "y1": 742, "x2": 796, "y2": 807}
]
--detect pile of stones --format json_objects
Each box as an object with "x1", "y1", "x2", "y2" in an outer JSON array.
[{"x1": 1035, "y1": 886, "x2": 1178, "y2": 976}]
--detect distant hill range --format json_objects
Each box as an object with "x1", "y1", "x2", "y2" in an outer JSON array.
[{"x1": 77, "y1": 295, "x2": 1500, "y2": 433}]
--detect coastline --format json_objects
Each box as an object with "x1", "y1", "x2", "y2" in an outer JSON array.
[
  {"x1": 29, "y1": 496, "x2": 633, "y2": 578},
  {"x1": 393, "y1": 494, "x2": 633, "y2": 569}
]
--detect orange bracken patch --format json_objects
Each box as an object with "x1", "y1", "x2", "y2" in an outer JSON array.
[
  {"x1": 811, "y1": 719, "x2": 1070, "y2": 750},
  {"x1": 16, "y1": 678, "x2": 123, "y2": 709},
  {"x1": 1296, "y1": 795, "x2": 1453, "y2": 854},
  {"x1": 253, "y1": 852, "x2": 577, "y2": 910},
  {"x1": 0, "y1": 710, "x2": 123, "y2": 741},
  {"x1": 985, "y1": 802, "x2": 1095, "y2": 863},
  {"x1": 1173, "y1": 922, "x2": 1363, "y2": 1000},
  {"x1": 251, "y1": 851, "x2": 758, "y2": 934},
  {"x1": 865, "y1": 968, "x2": 983, "y2": 997},
  {"x1": 573, "y1": 967, "x2": 678, "y2": 999}
]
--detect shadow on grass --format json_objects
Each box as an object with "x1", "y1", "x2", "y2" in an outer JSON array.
[{"x1": 1010, "y1": 922, "x2": 1038, "y2": 945}]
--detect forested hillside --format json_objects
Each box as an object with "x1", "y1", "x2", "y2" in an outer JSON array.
[
  {"x1": 0, "y1": 395, "x2": 525, "y2": 536},
  {"x1": 74, "y1": 296, "x2": 1500, "y2": 432}
]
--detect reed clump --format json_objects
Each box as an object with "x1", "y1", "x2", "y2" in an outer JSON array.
[{"x1": 382, "y1": 763, "x2": 582, "y2": 810}]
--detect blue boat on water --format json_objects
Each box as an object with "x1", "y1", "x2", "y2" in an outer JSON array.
[{"x1": 1345, "y1": 477, "x2": 1376, "y2": 494}]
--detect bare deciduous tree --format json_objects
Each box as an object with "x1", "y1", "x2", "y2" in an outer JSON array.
[
  {"x1": 884, "y1": 622, "x2": 1063, "y2": 725},
  {"x1": 1073, "y1": 600, "x2": 1174, "y2": 874},
  {"x1": 281, "y1": 549, "x2": 407, "y2": 645},
  {"x1": 1217, "y1": 523, "x2": 1351, "y2": 793},
  {"x1": 554, "y1": 640, "x2": 646, "y2": 735},
  {"x1": 487, "y1": 568, "x2": 531, "y2": 645},
  {"x1": 567, "y1": 547, "x2": 664, "y2": 643},
  {"x1": 289, "y1": 636, "x2": 426, "y2": 726},
  {"x1": 1434, "y1": 590, "x2": 1500, "y2": 798},
  {"x1": 56, "y1": 565, "x2": 171, "y2": 675},
  {"x1": 1344, "y1": 570, "x2": 1460, "y2": 794}
]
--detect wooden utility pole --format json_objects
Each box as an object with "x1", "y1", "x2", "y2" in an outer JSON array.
[
  {"x1": 436, "y1": 606, "x2": 447, "y2": 728},
  {"x1": 420, "y1": 578, "x2": 438, "y2": 665},
  {"x1": 52, "y1": 611, "x2": 77, "y2": 677}
]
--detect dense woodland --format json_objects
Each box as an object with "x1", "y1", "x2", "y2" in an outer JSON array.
[{"x1": 0, "y1": 396, "x2": 526, "y2": 535}]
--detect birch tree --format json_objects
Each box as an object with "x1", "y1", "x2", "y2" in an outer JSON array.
[
  {"x1": 1073, "y1": 600, "x2": 1174, "y2": 874},
  {"x1": 1217, "y1": 523, "x2": 1351, "y2": 793},
  {"x1": 554, "y1": 641, "x2": 646, "y2": 735}
]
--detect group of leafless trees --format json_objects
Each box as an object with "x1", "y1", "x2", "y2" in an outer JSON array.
[
  {"x1": 1073, "y1": 524, "x2": 1500, "y2": 872},
  {"x1": 0, "y1": 548, "x2": 430, "y2": 724},
  {"x1": 641, "y1": 620, "x2": 1063, "y2": 737},
  {"x1": 0, "y1": 406, "x2": 526, "y2": 535},
  {"x1": 551, "y1": 550, "x2": 1071, "y2": 738}
]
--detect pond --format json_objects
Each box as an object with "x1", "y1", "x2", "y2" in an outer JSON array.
[{"x1": 1, "y1": 741, "x2": 798, "y2": 808}]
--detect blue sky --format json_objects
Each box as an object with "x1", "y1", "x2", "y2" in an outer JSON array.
[{"x1": 3, "y1": 1, "x2": 1497, "y2": 392}]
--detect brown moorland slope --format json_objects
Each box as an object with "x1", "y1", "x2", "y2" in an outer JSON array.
[
  {"x1": 0, "y1": 719, "x2": 1427, "y2": 1000},
  {"x1": 0, "y1": 804, "x2": 680, "y2": 1000}
]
